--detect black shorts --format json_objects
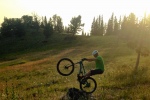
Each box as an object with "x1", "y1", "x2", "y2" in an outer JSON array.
[{"x1": 90, "y1": 69, "x2": 104, "y2": 76}]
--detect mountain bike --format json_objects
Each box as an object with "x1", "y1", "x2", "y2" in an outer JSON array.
[{"x1": 57, "y1": 58, "x2": 97, "y2": 94}]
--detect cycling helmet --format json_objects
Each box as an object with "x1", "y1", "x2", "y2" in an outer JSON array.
[{"x1": 92, "y1": 50, "x2": 98, "y2": 55}]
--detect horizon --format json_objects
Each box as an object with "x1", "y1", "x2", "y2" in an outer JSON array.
[{"x1": 0, "y1": 0, "x2": 150, "y2": 33}]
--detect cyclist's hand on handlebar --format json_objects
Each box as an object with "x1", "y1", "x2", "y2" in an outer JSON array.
[{"x1": 82, "y1": 58, "x2": 87, "y2": 61}]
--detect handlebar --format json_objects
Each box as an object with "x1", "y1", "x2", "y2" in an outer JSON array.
[
  {"x1": 74, "y1": 58, "x2": 87, "y2": 65},
  {"x1": 81, "y1": 58, "x2": 87, "y2": 61}
]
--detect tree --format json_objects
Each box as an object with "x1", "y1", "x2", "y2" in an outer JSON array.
[
  {"x1": 43, "y1": 16, "x2": 48, "y2": 26},
  {"x1": 81, "y1": 30, "x2": 86, "y2": 36},
  {"x1": 121, "y1": 15, "x2": 128, "y2": 37},
  {"x1": 21, "y1": 15, "x2": 33, "y2": 28},
  {"x1": 90, "y1": 15, "x2": 104, "y2": 36},
  {"x1": 64, "y1": 26, "x2": 69, "y2": 33},
  {"x1": 100, "y1": 16, "x2": 104, "y2": 36},
  {"x1": 93, "y1": 19, "x2": 99, "y2": 35},
  {"x1": 1, "y1": 17, "x2": 11, "y2": 37},
  {"x1": 32, "y1": 13, "x2": 40, "y2": 32},
  {"x1": 0, "y1": 27, "x2": 1, "y2": 38},
  {"x1": 124, "y1": 13, "x2": 150, "y2": 71},
  {"x1": 55, "y1": 16, "x2": 64, "y2": 33},
  {"x1": 113, "y1": 16, "x2": 119, "y2": 35},
  {"x1": 68, "y1": 15, "x2": 84, "y2": 36},
  {"x1": 14, "y1": 19, "x2": 25, "y2": 37},
  {"x1": 51, "y1": 14, "x2": 64, "y2": 33},
  {"x1": 1, "y1": 17, "x2": 25, "y2": 37},
  {"x1": 121, "y1": 13, "x2": 138, "y2": 38},
  {"x1": 43, "y1": 23, "x2": 51, "y2": 40},
  {"x1": 40, "y1": 17, "x2": 44, "y2": 28},
  {"x1": 52, "y1": 14, "x2": 57, "y2": 32},
  {"x1": 90, "y1": 17, "x2": 96, "y2": 35},
  {"x1": 43, "y1": 16, "x2": 53, "y2": 39},
  {"x1": 106, "y1": 13, "x2": 114, "y2": 35}
]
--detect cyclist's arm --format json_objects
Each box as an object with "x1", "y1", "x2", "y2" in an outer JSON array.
[{"x1": 86, "y1": 58, "x2": 97, "y2": 62}]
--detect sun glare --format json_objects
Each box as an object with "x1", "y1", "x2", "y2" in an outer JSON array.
[
  {"x1": 1, "y1": 0, "x2": 150, "y2": 31},
  {"x1": 126, "y1": 0, "x2": 150, "y2": 18}
]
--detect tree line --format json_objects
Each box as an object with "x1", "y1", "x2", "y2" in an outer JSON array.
[
  {"x1": 0, "y1": 12, "x2": 150, "y2": 38},
  {"x1": 90, "y1": 13, "x2": 150, "y2": 36},
  {"x1": 0, "y1": 12, "x2": 150, "y2": 70},
  {"x1": 0, "y1": 14, "x2": 84, "y2": 39}
]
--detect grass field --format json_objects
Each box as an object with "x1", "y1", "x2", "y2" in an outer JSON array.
[{"x1": 0, "y1": 35, "x2": 150, "y2": 100}]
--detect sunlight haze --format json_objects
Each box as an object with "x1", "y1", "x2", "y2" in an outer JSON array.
[{"x1": 0, "y1": 0, "x2": 150, "y2": 32}]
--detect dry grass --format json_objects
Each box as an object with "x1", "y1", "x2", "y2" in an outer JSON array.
[{"x1": 0, "y1": 36, "x2": 150, "y2": 100}]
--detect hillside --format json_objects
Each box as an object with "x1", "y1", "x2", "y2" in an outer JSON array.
[{"x1": 0, "y1": 35, "x2": 150, "y2": 99}]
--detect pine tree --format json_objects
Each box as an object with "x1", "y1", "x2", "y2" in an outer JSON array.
[
  {"x1": 40, "y1": 17, "x2": 44, "y2": 28},
  {"x1": 100, "y1": 16, "x2": 104, "y2": 36},
  {"x1": 91, "y1": 15, "x2": 104, "y2": 36},
  {"x1": 90, "y1": 17, "x2": 96, "y2": 35},
  {"x1": 56, "y1": 16, "x2": 64, "y2": 33},
  {"x1": 32, "y1": 13, "x2": 40, "y2": 32},
  {"x1": 106, "y1": 13, "x2": 114, "y2": 35},
  {"x1": 43, "y1": 16, "x2": 47, "y2": 26},
  {"x1": 113, "y1": 16, "x2": 119, "y2": 35},
  {"x1": 121, "y1": 15, "x2": 128, "y2": 36}
]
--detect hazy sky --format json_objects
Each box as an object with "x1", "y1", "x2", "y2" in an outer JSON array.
[{"x1": 0, "y1": 0, "x2": 150, "y2": 32}]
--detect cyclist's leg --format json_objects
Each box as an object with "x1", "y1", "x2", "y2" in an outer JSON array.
[
  {"x1": 90, "y1": 69, "x2": 103, "y2": 76},
  {"x1": 78, "y1": 71, "x2": 91, "y2": 81},
  {"x1": 80, "y1": 69, "x2": 103, "y2": 79},
  {"x1": 83, "y1": 70, "x2": 91, "y2": 78}
]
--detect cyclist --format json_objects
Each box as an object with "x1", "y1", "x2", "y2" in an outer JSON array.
[{"x1": 78, "y1": 50, "x2": 104, "y2": 81}]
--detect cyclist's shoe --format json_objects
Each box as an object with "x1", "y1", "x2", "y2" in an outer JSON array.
[
  {"x1": 77, "y1": 76, "x2": 84, "y2": 82},
  {"x1": 84, "y1": 83, "x2": 90, "y2": 88}
]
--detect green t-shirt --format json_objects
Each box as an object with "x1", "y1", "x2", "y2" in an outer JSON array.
[{"x1": 95, "y1": 56, "x2": 104, "y2": 71}]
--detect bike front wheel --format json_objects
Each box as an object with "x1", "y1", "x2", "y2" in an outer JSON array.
[
  {"x1": 57, "y1": 58, "x2": 74, "y2": 76},
  {"x1": 80, "y1": 77, "x2": 97, "y2": 94}
]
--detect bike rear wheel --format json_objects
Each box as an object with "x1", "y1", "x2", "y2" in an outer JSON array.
[
  {"x1": 57, "y1": 58, "x2": 74, "y2": 76},
  {"x1": 80, "y1": 77, "x2": 97, "y2": 94}
]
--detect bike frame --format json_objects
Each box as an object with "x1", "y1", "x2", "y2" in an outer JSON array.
[{"x1": 74, "y1": 60, "x2": 86, "y2": 76}]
